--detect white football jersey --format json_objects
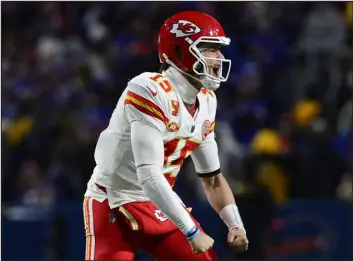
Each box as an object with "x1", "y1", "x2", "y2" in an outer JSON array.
[{"x1": 85, "y1": 71, "x2": 217, "y2": 208}]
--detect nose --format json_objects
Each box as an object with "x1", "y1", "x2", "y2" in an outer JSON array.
[{"x1": 217, "y1": 50, "x2": 225, "y2": 59}]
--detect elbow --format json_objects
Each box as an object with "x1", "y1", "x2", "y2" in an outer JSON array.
[
  {"x1": 200, "y1": 176, "x2": 215, "y2": 188},
  {"x1": 200, "y1": 173, "x2": 222, "y2": 188},
  {"x1": 136, "y1": 165, "x2": 161, "y2": 186}
]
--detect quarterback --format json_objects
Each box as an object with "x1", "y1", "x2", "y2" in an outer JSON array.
[{"x1": 83, "y1": 10, "x2": 249, "y2": 260}]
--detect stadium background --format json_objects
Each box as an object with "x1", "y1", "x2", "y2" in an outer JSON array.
[{"x1": 2, "y1": 2, "x2": 352, "y2": 260}]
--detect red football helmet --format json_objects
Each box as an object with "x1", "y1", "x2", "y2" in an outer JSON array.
[{"x1": 158, "y1": 10, "x2": 231, "y2": 91}]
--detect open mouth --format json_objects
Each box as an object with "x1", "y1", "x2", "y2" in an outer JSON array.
[{"x1": 212, "y1": 67, "x2": 220, "y2": 77}]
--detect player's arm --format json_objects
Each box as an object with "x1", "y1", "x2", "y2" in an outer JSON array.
[
  {"x1": 191, "y1": 137, "x2": 245, "y2": 232},
  {"x1": 124, "y1": 81, "x2": 199, "y2": 240},
  {"x1": 191, "y1": 94, "x2": 245, "y2": 232},
  {"x1": 131, "y1": 122, "x2": 198, "y2": 235}
]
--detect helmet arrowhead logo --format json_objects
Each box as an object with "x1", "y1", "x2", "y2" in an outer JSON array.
[{"x1": 170, "y1": 20, "x2": 201, "y2": 38}]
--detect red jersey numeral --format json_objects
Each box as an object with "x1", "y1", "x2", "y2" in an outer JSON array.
[
  {"x1": 164, "y1": 138, "x2": 200, "y2": 166},
  {"x1": 171, "y1": 100, "x2": 179, "y2": 116},
  {"x1": 150, "y1": 74, "x2": 173, "y2": 93}
]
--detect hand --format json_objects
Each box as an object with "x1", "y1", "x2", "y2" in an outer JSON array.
[
  {"x1": 227, "y1": 227, "x2": 248, "y2": 253},
  {"x1": 189, "y1": 231, "x2": 215, "y2": 254}
]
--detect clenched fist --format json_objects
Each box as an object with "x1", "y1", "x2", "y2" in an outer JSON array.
[
  {"x1": 227, "y1": 227, "x2": 248, "y2": 253},
  {"x1": 189, "y1": 231, "x2": 214, "y2": 254}
]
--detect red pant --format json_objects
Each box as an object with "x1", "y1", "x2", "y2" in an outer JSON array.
[{"x1": 83, "y1": 196, "x2": 218, "y2": 260}]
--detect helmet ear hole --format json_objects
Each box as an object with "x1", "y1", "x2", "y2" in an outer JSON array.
[
  {"x1": 195, "y1": 61, "x2": 204, "y2": 73},
  {"x1": 175, "y1": 45, "x2": 183, "y2": 59}
]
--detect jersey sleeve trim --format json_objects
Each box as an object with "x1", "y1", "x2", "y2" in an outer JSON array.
[
  {"x1": 197, "y1": 168, "x2": 221, "y2": 178},
  {"x1": 125, "y1": 90, "x2": 169, "y2": 126}
]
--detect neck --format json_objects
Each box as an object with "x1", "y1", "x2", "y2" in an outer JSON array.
[{"x1": 162, "y1": 67, "x2": 199, "y2": 104}]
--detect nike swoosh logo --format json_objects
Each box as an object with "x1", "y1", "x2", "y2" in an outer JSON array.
[{"x1": 147, "y1": 86, "x2": 157, "y2": 96}]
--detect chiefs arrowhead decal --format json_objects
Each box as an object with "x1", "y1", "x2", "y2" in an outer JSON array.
[{"x1": 170, "y1": 20, "x2": 201, "y2": 38}]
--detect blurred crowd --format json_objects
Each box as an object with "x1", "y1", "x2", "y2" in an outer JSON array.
[{"x1": 2, "y1": 2, "x2": 352, "y2": 210}]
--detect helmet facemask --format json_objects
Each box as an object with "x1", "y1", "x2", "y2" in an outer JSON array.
[{"x1": 190, "y1": 36, "x2": 232, "y2": 91}]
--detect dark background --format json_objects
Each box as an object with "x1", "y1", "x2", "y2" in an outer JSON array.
[{"x1": 2, "y1": 2, "x2": 352, "y2": 260}]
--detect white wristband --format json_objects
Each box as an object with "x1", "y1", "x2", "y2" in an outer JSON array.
[{"x1": 219, "y1": 204, "x2": 245, "y2": 233}]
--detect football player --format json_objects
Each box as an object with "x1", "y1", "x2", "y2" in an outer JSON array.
[{"x1": 83, "y1": 10, "x2": 248, "y2": 260}]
